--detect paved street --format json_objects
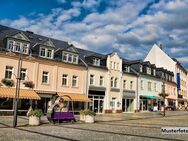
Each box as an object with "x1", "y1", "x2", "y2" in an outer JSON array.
[{"x1": 0, "y1": 111, "x2": 188, "y2": 141}]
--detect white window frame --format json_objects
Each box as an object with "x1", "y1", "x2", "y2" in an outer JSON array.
[
  {"x1": 72, "y1": 75, "x2": 78, "y2": 87},
  {"x1": 140, "y1": 65, "x2": 143, "y2": 72},
  {"x1": 5, "y1": 66, "x2": 13, "y2": 79},
  {"x1": 93, "y1": 58, "x2": 100, "y2": 66},
  {"x1": 111, "y1": 77, "x2": 114, "y2": 87},
  {"x1": 99, "y1": 76, "x2": 104, "y2": 86},
  {"x1": 62, "y1": 74, "x2": 68, "y2": 86},
  {"x1": 40, "y1": 47, "x2": 54, "y2": 59},
  {"x1": 90, "y1": 74, "x2": 95, "y2": 85},
  {"x1": 62, "y1": 51, "x2": 78, "y2": 64},
  {"x1": 123, "y1": 80, "x2": 126, "y2": 89},
  {"x1": 42, "y1": 71, "x2": 49, "y2": 84},
  {"x1": 130, "y1": 81, "x2": 133, "y2": 90},
  {"x1": 141, "y1": 80, "x2": 144, "y2": 90},
  {"x1": 148, "y1": 82, "x2": 152, "y2": 91},
  {"x1": 20, "y1": 68, "x2": 27, "y2": 80},
  {"x1": 114, "y1": 78, "x2": 118, "y2": 88}
]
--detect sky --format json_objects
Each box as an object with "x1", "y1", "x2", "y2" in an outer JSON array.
[{"x1": 0, "y1": 0, "x2": 188, "y2": 69}]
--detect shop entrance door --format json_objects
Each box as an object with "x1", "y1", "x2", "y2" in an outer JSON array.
[
  {"x1": 126, "y1": 99, "x2": 134, "y2": 112},
  {"x1": 93, "y1": 99, "x2": 104, "y2": 113}
]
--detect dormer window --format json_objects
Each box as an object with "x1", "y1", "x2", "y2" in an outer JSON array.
[
  {"x1": 125, "y1": 66, "x2": 130, "y2": 72},
  {"x1": 40, "y1": 48, "x2": 46, "y2": 57},
  {"x1": 153, "y1": 69, "x2": 156, "y2": 76},
  {"x1": 15, "y1": 42, "x2": 21, "y2": 52},
  {"x1": 93, "y1": 58, "x2": 100, "y2": 66},
  {"x1": 39, "y1": 47, "x2": 54, "y2": 59},
  {"x1": 62, "y1": 51, "x2": 78, "y2": 64},
  {"x1": 7, "y1": 40, "x2": 29, "y2": 54},
  {"x1": 140, "y1": 65, "x2": 143, "y2": 72},
  {"x1": 147, "y1": 67, "x2": 151, "y2": 74},
  {"x1": 8, "y1": 40, "x2": 13, "y2": 50}
]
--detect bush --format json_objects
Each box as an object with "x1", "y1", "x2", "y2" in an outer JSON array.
[
  {"x1": 80, "y1": 109, "x2": 96, "y2": 116},
  {"x1": 23, "y1": 81, "x2": 35, "y2": 89},
  {"x1": 1, "y1": 79, "x2": 15, "y2": 87},
  {"x1": 28, "y1": 109, "x2": 43, "y2": 117}
]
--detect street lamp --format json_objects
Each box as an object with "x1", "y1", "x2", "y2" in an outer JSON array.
[
  {"x1": 13, "y1": 46, "x2": 23, "y2": 127},
  {"x1": 159, "y1": 81, "x2": 169, "y2": 117}
]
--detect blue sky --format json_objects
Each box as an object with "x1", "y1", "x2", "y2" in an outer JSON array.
[{"x1": 1, "y1": 0, "x2": 188, "y2": 69}]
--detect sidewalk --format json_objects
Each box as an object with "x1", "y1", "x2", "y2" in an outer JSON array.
[{"x1": 0, "y1": 111, "x2": 187, "y2": 128}]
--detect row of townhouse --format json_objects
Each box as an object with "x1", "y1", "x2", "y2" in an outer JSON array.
[{"x1": 0, "y1": 25, "x2": 187, "y2": 115}]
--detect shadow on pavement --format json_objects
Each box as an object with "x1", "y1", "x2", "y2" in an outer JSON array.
[
  {"x1": 15, "y1": 127, "x2": 79, "y2": 141},
  {"x1": 58, "y1": 125, "x2": 185, "y2": 141}
]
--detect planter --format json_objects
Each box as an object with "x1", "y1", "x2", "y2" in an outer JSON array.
[
  {"x1": 29, "y1": 116, "x2": 40, "y2": 125},
  {"x1": 80, "y1": 114, "x2": 85, "y2": 121},
  {"x1": 85, "y1": 115, "x2": 95, "y2": 123},
  {"x1": 105, "y1": 109, "x2": 112, "y2": 113}
]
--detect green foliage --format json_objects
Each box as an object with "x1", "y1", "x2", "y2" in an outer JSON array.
[
  {"x1": 1, "y1": 79, "x2": 15, "y2": 87},
  {"x1": 23, "y1": 81, "x2": 35, "y2": 89},
  {"x1": 80, "y1": 109, "x2": 96, "y2": 116},
  {"x1": 28, "y1": 109, "x2": 43, "y2": 117}
]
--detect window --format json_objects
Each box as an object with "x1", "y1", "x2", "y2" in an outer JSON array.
[
  {"x1": 47, "y1": 49, "x2": 52, "y2": 58},
  {"x1": 99, "y1": 76, "x2": 104, "y2": 86},
  {"x1": 110, "y1": 61, "x2": 113, "y2": 69},
  {"x1": 20, "y1": 68, "x2": 27, "y2": 80},
  {"x1": 62, "y1": 74, "x2": 68, "y2": 86},
  {"x1": 42, "y1": 71, "x2": 49, "y2": 84},
  {"x1": 8, "y1": 40, "x2": 14, "y2": 51},
  {"x1": 40, "y1": 48, "x2": 53, "y2": 59},
  {"x1": 140, "y1": 65, "x2": 143, "y2": 72},
  {"x1": 154, "y1": 83, "x2": 157, "y2": 91},
  {"x1": 68, "y1": 54, "x2": 73, "y2": 62},
  {"x1": 40, "y1": 48, "x2": 46, "y2": 57},
  {"x1": 117, "y1": 63, "x2": 119, "y2": 70},
  {"x1": 148, "y1": 82, "x2": 152, "y2": 91},
  {"x1": 111, "y1": 77, "x2": 114, "y2": 87},
  {"x1": 15, "y1": 42, "x2": 21, "y2": 52},
  {"x1": 73, "y1": 55, "x2": 78, "y2": 63},
  {"x1": 114, "y1": 78, "x2": 118, "y2": 88},
  {"x1": 123, "y1": 80, "x2": 126, "y2": 89},
  {"x1": 62, "y1": 52, "x2": 78, "y2": 64},
  {"x1": 90, "y1": 75, "x2": 94, "y2": 85},
  {"x1": 93, "y1": 58, "x2": 100, "y2": 66},
  {"x1": 5, "y1": 66, "x2": 13, "y2": 79},
  {"x1": 147, "y1": 67, "x2": 151, "y2": 74},
  {"x1": 125, "y1": 66, "x2": 130, "y2": 72},
  {"x1": 153, "y1": 69, "x2": 156, "y2": 76},
  {"x1": 22, "y1": 43, "x2": 28, "y2": 54},
  {"x1": 114, "y1": 62, "x2": 116, "y2": 70},
  {"x1": 130, "y1": 81, "x2": 133, "y2": 90},
  {"x1": 72, "y1": 75, "x2": 78, "y2": 87},
  {"x1": 141, "y1": 80, "x2": 144, "y2": 90}
]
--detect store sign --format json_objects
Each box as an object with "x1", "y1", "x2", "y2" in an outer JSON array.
[{"x1": 176, "y1": 73, "x2": 181, "y2": 91}]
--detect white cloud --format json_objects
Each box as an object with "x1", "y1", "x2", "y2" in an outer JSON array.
[{"x1": 1, "y1": 0, "x2": 188, "y2": 69}]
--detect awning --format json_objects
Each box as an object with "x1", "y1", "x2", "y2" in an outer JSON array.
[
  {"x1": 0, "y1": 87, "x2": 41, "y2": 100},
  {"x1": 57, "y1": 92, "x2": 92, "y2": 102},
  {"x1": 141, "y1": 95, "x2": 159, "y2": 99}
]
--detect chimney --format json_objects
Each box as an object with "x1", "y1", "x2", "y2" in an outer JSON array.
[{"x1": 159, "y1": 44, "x2": 163, "y2": 50}]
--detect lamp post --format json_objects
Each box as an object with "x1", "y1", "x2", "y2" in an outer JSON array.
[
  {"x1": 159, "y1": 81, "x2": 169, "y2": 117},
  {"x1": 13, "y1": 47, "x2": 23, "y2": 127}
]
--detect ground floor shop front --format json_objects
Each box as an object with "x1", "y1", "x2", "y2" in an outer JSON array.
[
  {"x1": 139, "y1": 95, "x2": 161, "y2": 111},
  {"x1": 0, "y1": 87, "x2": 91, "y2": 115}
]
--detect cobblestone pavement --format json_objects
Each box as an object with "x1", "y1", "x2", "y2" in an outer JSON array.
[{"x1": 0, "y1": 111, "x2": 188, "y2": 141}]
